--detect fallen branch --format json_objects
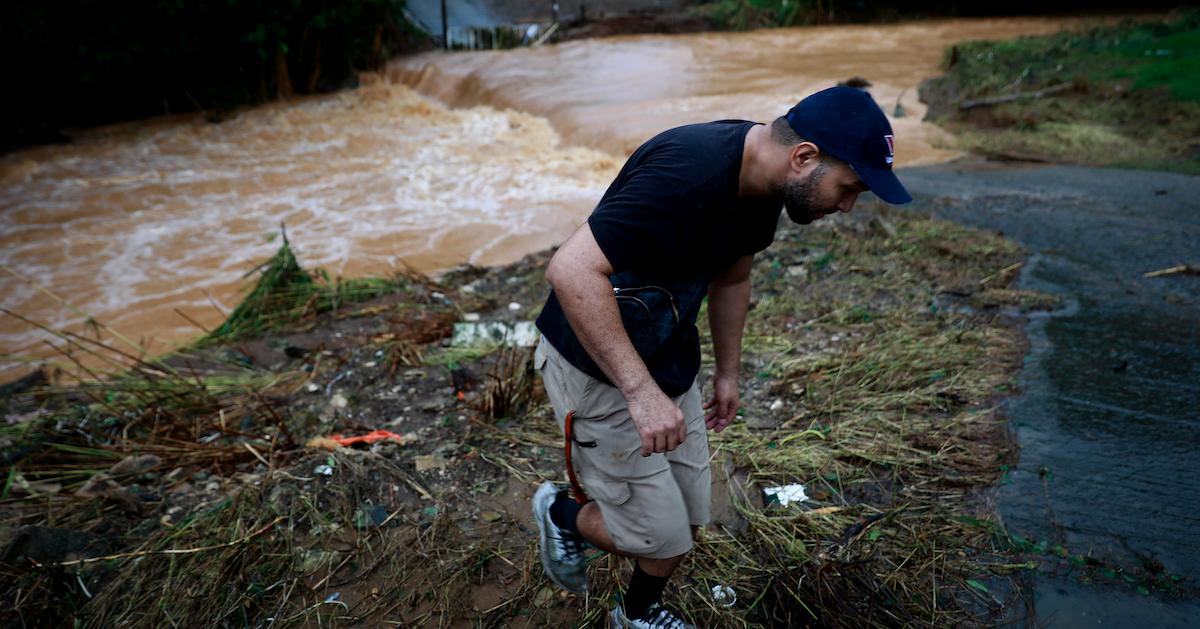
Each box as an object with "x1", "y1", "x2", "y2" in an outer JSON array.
[
  {"x1": 959, "y1": 82, "x2": 1074, "y2": 110},
  {"x1": 1143, "y1": 264, "x2": 1199, "y2": 278},
  {"x1": 45, "y1": 516, "x2": 285, "y2": 567}
]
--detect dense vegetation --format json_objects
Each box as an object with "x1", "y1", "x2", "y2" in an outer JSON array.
[
  {"x1": 1, "y1": 0, "x2": 424, "y2": 148},
  {"x1": 921, "y1": 10, "x2": 1200, "y2": 172},
  {"x1": 0, "y1": 1, "x2": 1188, "y2": 150},
  {"x1": 694, "y1": 0, "x2": 1184, "y2": 30}
]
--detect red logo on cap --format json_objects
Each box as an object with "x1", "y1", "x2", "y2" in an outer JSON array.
[{"x1": 884, "y1": 134, "x2": 895, "y2": 165}]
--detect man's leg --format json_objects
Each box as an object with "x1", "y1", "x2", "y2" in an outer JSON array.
[
  {"x1": 534, "y1": 339, "x2": 698, "y2": 625},
  {"x1": 574, "y1": 500, "x2": 685, "y2": 623},
  {"x1": 576, "y1": 502, "x2": 681, "y2": 573}
]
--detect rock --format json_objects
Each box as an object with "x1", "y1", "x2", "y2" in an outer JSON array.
[
  {"x1": 533, "y1": 585, "x2": 557, "y2": 606},
  {"x1": 75, "y1": 475, "x2": 140, "y2": 511},
  {"x1": 769, "y1": 399, "x2": 784, "y2": 412},
  {"x1": 300, "y1": 549, "x2": 340, "y2": 572},
  {"x1": 414, "y1": 454, "x2": 449, "y2": 472},
  {"x1": 330, "y1": 394, "x2": 348, "y2": 409},
  {"x1": 508, "y1": 302, "x2": 522, "y2": 312},
  {"x1": 355, "y1": 504, "x2": 390, "y2": 529},
  {"x1": 305, "y1": 383, "x2": 321, "y2": 393},
  {"x1": 480, "y1": 511, "x2": 503, "y2": 523},
  {"x1": 1, "y1": 526, "x2": 99, "y2": 564},
  {"x1": 108, "y1": 454, "x2": 161, "y2": 477},
  {"x1": 786, "y1": 265, "x2": 808, "y2": 279}
]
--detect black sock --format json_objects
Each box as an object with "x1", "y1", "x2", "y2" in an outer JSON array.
[
  {"x1": 623, "y1": 563, "x2": 668, "y2": 620},
  {"x1": 549, "y1": 490, "x2": 582, "y2": 535}
]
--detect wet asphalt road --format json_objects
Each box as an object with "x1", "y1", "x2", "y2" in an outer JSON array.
[{"x1": 899, "y1": 161, "x2": 1200, "y2": 627}]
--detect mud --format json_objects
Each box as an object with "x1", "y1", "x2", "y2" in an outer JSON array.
[{"x1": 901, "y1": 158, "x2": 1200, "y2": 626}]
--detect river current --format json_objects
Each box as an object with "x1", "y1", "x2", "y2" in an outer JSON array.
[{"x1": 1, "y1": 17, "x2": 1075, "y2": 378}]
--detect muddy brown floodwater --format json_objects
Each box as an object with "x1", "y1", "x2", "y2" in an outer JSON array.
[{"x1": 1, "y1": 17, "x2": 1081, "y2": 378}]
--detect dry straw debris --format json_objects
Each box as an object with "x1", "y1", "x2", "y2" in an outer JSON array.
[{"x1": 2, "y1": 201, "x2": 1058, "y2": 627}]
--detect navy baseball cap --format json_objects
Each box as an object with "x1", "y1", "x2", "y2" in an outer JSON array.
[{"x1": 785, "y1": 86, "x2": 912, "y2": 205}]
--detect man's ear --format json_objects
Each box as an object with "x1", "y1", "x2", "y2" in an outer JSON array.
[{"x1": 789, "y1": 141, "x2": 820, "y2": 172}]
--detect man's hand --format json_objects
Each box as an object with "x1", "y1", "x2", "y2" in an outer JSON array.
[
  {"x1": 626, "y1": 382, "x2": 686, "y2": 456},
  {"x1": 706, "y1": 255, "x2": 751, "y2": 434},
  {"x1": 703, "y1": 372, "x2": 739, "y2": 433}
]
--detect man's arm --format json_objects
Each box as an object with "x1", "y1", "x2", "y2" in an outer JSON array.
[
  {"x1": 545, "y1": 223, "x2": 687, "y2": 456},
  {"x1": 704, "y1": 254, "x2": 753, "y2": 432}
]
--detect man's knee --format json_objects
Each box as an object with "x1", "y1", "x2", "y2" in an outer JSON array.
[{"x1": 627, "y1": 518, "x2": 693, "y2": 559}]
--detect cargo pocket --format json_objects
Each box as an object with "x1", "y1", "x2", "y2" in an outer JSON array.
[
  {"x1": 533, "y1": 340, "x2": 548, "y2": 371},
  {"x1": 585, "y1": 473, "x2": 632, "y2": 506}
]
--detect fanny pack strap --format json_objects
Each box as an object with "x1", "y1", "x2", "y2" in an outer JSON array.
[{"x1": 563, "y1": 411, "x2": 591, "y2": 505}]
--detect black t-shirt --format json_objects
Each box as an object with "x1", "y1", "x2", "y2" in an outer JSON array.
[{"x1": 535, "y1": 120, "x2": 782, "y2": 396}]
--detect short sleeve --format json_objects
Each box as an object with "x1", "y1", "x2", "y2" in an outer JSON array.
[{"x1": 588, "y1": 150, "x2": 728, "y2": 273}]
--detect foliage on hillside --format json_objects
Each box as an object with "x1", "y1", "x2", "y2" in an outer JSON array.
[
  {"x1": 921, "y1": 10, "x2": 1200, "y2": 172},
  {"x1": 1, "y1": 0, "x2": 426, "y2": 148}
]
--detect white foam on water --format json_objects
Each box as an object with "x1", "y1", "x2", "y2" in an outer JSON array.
[{"x1": 0, "y1": 82, "x2": 618, "y2": 377}]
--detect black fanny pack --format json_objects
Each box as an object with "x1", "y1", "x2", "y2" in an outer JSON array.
[
  {"x1": 538, "y1": 273, "x2": 708, "y2": 391},
  {"x1": 613, "y1": 283, "x2": 681, "y2": 360}
]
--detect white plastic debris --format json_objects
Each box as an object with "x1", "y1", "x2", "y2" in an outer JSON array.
[
  {"x1": 451, "y1": 321, "x2": 539, "y2": 348},
  {"x1": 507, "y1": 302, "x2": 522, "y2": 312},
  {"x1": 314, "y1": 464, "x2": 334, "y2": 476},
  {"x1": 769, "y1": 399, "x2": 784, "y2": 412},
  {"x1": 764, "y1": 484, "x2": 809, "y2": 506},
  {"x1": 711, "y1": 584, "x2": 737, "y2": 607},
  {"x1": 462, "y1": 312, "x2": 481, "y2": 322}
]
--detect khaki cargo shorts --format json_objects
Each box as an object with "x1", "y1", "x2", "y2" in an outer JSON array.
[{"x1": 534, "y1": 336, "x2": 711, "y2": 559}]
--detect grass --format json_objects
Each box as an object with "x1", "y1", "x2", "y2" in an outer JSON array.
[
  {"x1": 201, "y1": 232, "x2": 409, "y2": 344},
  {"x1": 691, "y1": 0, "x2": 875, "y2": 30},
  {"x1": 923, "y1": 10, "x2": 1200, "y2": 173},
  {"x1": 471, "y1": 204, "x2": 1060, "y2": 626},
  {"x1": 2, "y1": 206, "x2": 1118, "y2": 627}
]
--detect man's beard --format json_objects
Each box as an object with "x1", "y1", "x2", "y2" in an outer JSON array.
[{"x1": 779, "y1": 161, "x2": 833, "y2": 224}]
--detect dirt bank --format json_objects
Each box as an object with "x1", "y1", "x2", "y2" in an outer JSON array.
[{"x1": 1, "y1": 201, "x2": 1058, "y2": 627}]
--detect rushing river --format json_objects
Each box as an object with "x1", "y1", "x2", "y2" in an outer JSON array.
[{"x1": 1, "y1": 17, "x2": 1077, "y2": 378}]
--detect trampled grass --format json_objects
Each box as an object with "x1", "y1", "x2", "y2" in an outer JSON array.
[{"x1": 2, "y1": 204, "x2": 1087, "y2": 627}]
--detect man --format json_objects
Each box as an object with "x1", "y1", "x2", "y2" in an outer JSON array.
[{"x1": 531, "y1": 86, "x2": 911, "y2": 628}]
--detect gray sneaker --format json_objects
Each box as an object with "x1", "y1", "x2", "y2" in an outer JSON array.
[
  {"x1": 609, "y1": 603, "x2": 696, "y2": 629},
  {"x1": 532, "y1": 481, "x2": 590, "y2": 594}
]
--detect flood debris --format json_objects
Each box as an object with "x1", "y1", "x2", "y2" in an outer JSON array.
[
  {"x1": 6, "y1": 202, "x2": 1143, "y2": 627},
  {"x1": 450, "y1": 320, "x2": 539, "y2": 348},
  {"x1": 711, "y1": 584, "x2": 737, "y2": 608},
  {"x1": 764, "y1": 484, "x2": 809, "y2": 507},
  {"x1": 326, "y1": 429, "x2": 419, "y2": 448},
  {"x1": 1144, "y1": 264, "x2": 1199, "y2": 278}
]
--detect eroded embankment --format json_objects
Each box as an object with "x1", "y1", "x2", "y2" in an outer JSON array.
[{"x1": 1, "y1": 202, "x2": 1060, "y2": 627}]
